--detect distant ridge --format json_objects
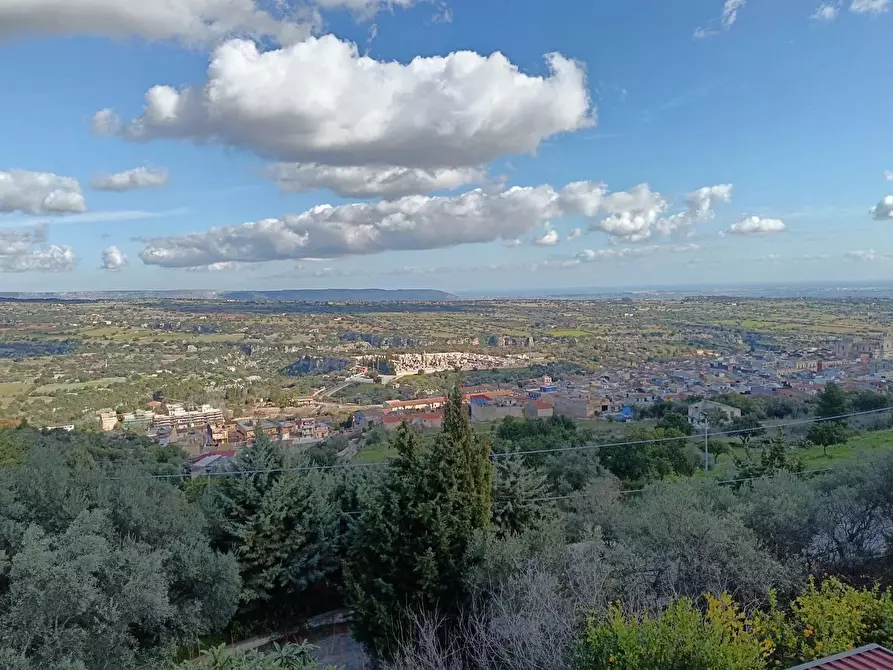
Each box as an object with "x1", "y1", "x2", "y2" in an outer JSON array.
[
  {"x1": 219, "y1": 289, "x2": 457, "y2": 301},
  {"x1": 0, "y1": 288, "x2": 458, "y2": 302}
]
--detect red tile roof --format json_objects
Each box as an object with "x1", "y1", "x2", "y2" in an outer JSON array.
[
  {"x1": 787, "y1": 644, "x2": 893, "y2": 669},
  {"x1": 530, "y1": 400, "x2": 552, "y2": 410}
]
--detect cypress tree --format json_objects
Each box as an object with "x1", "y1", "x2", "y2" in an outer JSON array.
[{"x1": 345, "y1": 387, "x2": 494, "y2": 658}]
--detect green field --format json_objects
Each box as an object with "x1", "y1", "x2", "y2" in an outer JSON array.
[
  {"x1": 352, "y1": 442, "x2": 397, "y2": 463},
  {"x1": 710, "y1": 427, "x2": 893, "y2": 477},
  {"x1": 32, "y1": 376, "x2": 127, "y2": 394}
]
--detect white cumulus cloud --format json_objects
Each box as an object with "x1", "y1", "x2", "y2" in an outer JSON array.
[
  {"x1": 263, "y1": 163, "x2": 485, "y2": 198},
  {"x1": 0, "y1": 169, "x2": 86, "y2": 215},
  {"x1": 136, "y1": 179, "x2": 730, "y2": 268},
  {"x1": 533, "y1": 222, "x2": 559, "y2": 246},
  {"x1": 95, "y1": 36, "x2": 594, "y2": 169},
  {"x1": 568, "y1": 227, "x2": 583, "y2": 240},
  {"x1": 885, "y1": 170, "x2": 893, "y2": 181},
  {"x1": 0, "y1": 0, "x2": 314, "y2": 47},
  {"x1": 871, "y1": 195, "x2": 893, "y2": 220},
  {"x1": 728, "y1": 216, "x2": 786, "y2": 235},
  {"x1": 0, "y1": 224, "x2": 77, "y2": 272},
  {"x1": 594, "y1": 184, "x2": 668, "y2": 243},
  {"x1": 138, "y1": 184, "x2": 576, "y2": 267},
  {"x1": 101, "y1": 246, "x2": 128, "y2": 270},
  {"x1": 91, "y1": 166, "x2": 169, "y2": 192}
]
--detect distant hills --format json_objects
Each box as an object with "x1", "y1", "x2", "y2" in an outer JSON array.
[
  {"x1": 0, "y1": 288, "x2": 459, "y2": 302},
  {"x1": 219, "y1": 289, "x2": 457, "y2": 302}
]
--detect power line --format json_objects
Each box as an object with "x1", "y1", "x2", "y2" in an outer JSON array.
[
  {"x1": 495, "y1": 405, "x2": 893, "y2": 458},
  {"x1": 523, "y1": 467, "x2": 836, "y2": 505},
  {"x1": 105, "y1": 403, "x2": 893, "y2": 481}
]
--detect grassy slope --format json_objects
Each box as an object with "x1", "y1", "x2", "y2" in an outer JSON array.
[{"x1": 710, "y1": 427, "x2": 893, "y2": 477}]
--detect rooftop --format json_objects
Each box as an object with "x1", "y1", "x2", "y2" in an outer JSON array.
[{"x1": 787, "y1": 644, "x2": 893, "y2": 669}]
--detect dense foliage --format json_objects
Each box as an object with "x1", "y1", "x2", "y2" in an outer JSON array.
[
  {"x1": 0, "y1": 429, "x2": 239, "y2": 669},
  {"x1": 344, "y1": 385, "x2": 493, "y2": 658},
  {"x1": 4, "y1": 380, "x2": 893, "y2": 669}
]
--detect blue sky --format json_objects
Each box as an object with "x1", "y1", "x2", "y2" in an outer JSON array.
[{"x1": 0, "y1": 0, "x2": 891, "y2": 292}]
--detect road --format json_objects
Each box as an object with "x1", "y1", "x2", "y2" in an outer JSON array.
[{"x1": 318, "y1": 374, "x2": 372, "y2": 399}]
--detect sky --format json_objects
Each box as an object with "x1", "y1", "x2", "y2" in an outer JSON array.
[{"x1": 0, "y1": 0, "x2": 892, "y2": 293}]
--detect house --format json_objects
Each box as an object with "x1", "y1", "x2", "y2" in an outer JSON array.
[
  {"x1": 235, "y1": 420, "x2": 255, "y2": 441},
  {"x1": 408, "y1": 412, "x2": 444, "y2": 430},
  {"x1": 382, "y1": 411, "x2": 444, "y2": 431},
  {"x1": 786, "y1": 643, "x2": 893, "y2": 669},
  {"x1": 550, "y1": 393, "x2": 599, "y2": 419},
  {"x1": 353, "y1": 409, "x2": 383, "y2": 428},
  {"x1": 204, "y1": 423, "x2": 229, "y2": 448},
  {"x1": 98, "y1": 410, "x2": 118, "y2": 432},
  {"x1": 469, "y1": 395, "x2": 525, "y2": 422},
  {"x1": 190, "y1": 450, "x2": 236, "y2": 478},
  {"x1": 687, "y1": 399, "x2": 742, "y2": 427},
  {"x1": 525, "y1": 400, "x2": 554, "y2": 420}
]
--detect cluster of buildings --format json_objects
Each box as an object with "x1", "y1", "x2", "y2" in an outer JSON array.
[
  {"x1": 380, "y1": 351, "x2": 530, "y2": 376},
  {"x1": 349, "y1": 339, "x2": 893, "y2": 431},
  {"x1": 353, "y1": 382, "x2": 558, "y2": 430},
  {"x1": 98, "y1": 402, "x2": 333, "y2": 455}
]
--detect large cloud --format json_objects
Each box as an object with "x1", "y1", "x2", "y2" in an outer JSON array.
[
  {"x1": 595, "y1": 184, "x2": 668, "y2": 243},
  {"x1": 264, "y1": 163, "x2": 485, "y2": 198},
  {"x1": 91, "y1": 166, "x2": 169, "y2": 192},
  {"x1": 0, "y1": 169, "x2": 86, "y2": 215},
  {"x1": 728, "y1": 216, "x2": 786, "y2": 235},
  {"x1": 585, "y1": 183, "x2": 732, "y2": 242},
  {"x1": 0, "y1": 0, "x2": 313, "y2": 46},
  {"x1": 871, "y1": 195, "x2": 893, "y2": 220},
  {"x1": 137, "y1": 179, "x2": 730, "y2": 268},
  {"x1": 0, "y1": 224, "x2": 77, "y2": 272},
  {"x1": 95, "y1": 36, "x2": 594, "y2": 169}
]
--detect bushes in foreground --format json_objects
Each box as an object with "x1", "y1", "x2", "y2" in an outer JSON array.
[{"x1": 575, "y1": 577, "x2": 893, "y2": 669}]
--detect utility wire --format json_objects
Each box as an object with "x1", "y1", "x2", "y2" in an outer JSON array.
[
  {"x1": 104, "y1": 404, "x2": 893, "y2": 481},
  {"x1": 523, "y1": 467, "x2": 836, "y2": 505}
]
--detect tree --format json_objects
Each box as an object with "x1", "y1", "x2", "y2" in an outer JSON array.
[
  {"x1": 816, "y1": 382, "x2": 849, "y2": 421},
  {"x1": 806, "y1": 421, "x2": 848, "y2": 457},
  {"x1": 850, "y1": 389, "x2": 890, "y2": 413},
  {"x1": 210, "y1": 433, "x2": 339, "y2": 623},
  {"x1": 491, "y1": 456, "x2": 551, "y2": 537},
  {"x1": 345, "y1": 386, "x2": 493, "y2": 658},
  {"x1": 0, "y1": 439, "x2": 239, "y2": 669},
  {"x1": 729, "y1": 415, "x2": 766, "y2": 448},
  {"x1": 733, "y1": 428, "x2": 803, "y2": 481},
  {"x1": 655, "y1": 411, "x2": 693, "y2": 436},
  {"x1": 704, "y1": 407, "x2": 731, "y2": 430}
]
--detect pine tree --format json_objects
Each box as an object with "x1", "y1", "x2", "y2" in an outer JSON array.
[
  {"x1": 491, "y1": 455, "x2": 550, "y2": 536},
  {"x1": 211, "y1": 432, "x2": 338, "y2": 622},
  {"x1": 345, "y1": 388, "x2": 494, "y2": 658}
]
